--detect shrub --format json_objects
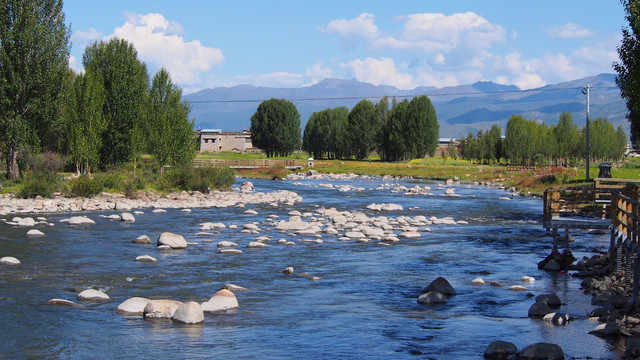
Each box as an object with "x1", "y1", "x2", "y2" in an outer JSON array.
[
  {"x1": 94, "y1": 172, "x2": 124, "y2": 192},
  {"x1": 160, "y1": 166, "x2": 236, "y2": 192},
  {"x1": 123, "y1": 176, "x2": 146, "y2": 198},
  {"x1": 19, "y1": 172, "x2": 58, "y2": 198},
  {"x1": 68, "y1": 175, "x2": 103, "y2": 198}
]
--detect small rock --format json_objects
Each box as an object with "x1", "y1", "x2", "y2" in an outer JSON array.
[
  {"x1": 283, "y1": 267, "x2": 294, "y2": 274},
  {"x1": 0, "y1": 256, "x2": 20, "y2": 265},
  {"x1": 47, "y1": 299, "x2": 79, "y2": 307},
  {"x1": 77, "y1": 289, "x2": 110, "y2": 302},
  {"x1": 157, "y1": 232, "x2": 187, "y2": 249},
  {"x1": 222, "y1": 284, "x2": 248, "y2": 292},
  {"x1": 528, "y1": 301, "x2": 552, "y2": 317},
  {"x1": 135, "y1": 255, "x2": 158, "y2": 263},
  {"x1": 201, "y1": 289, "x2": 239, "y2": 312},
  {"x1": 116, "y1": 297, "x2": 150, "y2": 315},
  {"x1": 172, "y1": 301, "x2": 204, "y2": 324},
  {"x1": 68, "y1": 216, "x2": 95, "y2": 225},
  {"x1": 518, "y1": 343, "x2": 564, "y2": 360},
  {"x1": 422, "y1": 277, "x2": 456, "y2": 296},
  {"x1": 26, "y1": 229, "x2": 45, "y2": 236},
  {"x1": 483, "y1": 340, "x2": 518, "y2": 359},
  {"x1": 509, "y1": 285, "x2": 527, "y2": 291},
  {"x1": 247, "y1": 242, "x2": 268, "y2": 248},
  {"x1": 543, "y1": 312, "x2": 570, "y2": 325},
  {"x1": 217, "y1": 241, "x2": 239, "y2": 248},
  {"x1": 521, "y1": 276, "x2": 535, "y2": 283},
  {"x1": 120, "y1": 212, "x2": 135, "y2": 222},
  {"x1": 471, "y1": 277, "x2": 485, "y2": 285},
  {"x1": 133, "y1": 235, "x2": 151, "y2": 244},
  {"x1": 143, "y1": 299, "x2": 183, "y2": 319},
  {"x1": 417, "y1": 291, "x2": 448, "y2": 304},
  {"x1": 218, "y1": 249, "x2": 242, "y2": 254}
]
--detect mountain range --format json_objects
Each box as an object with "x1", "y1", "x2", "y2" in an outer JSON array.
[{"x1": 184, "y1": 73, "x2": 627, "y2": 139}]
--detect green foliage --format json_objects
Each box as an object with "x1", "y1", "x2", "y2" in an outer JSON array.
[
  {"x1": 148, "y1": 68, "x2": 196, "y2": 172},
  {"x1": 460, "y1": 125, "x2": 502, "y2": 163},
  {"x1": 93, "y1": 172, "x2": 124, "y2": 191},
  {"x1": 615, "y1": 0, "x2": 640, "y2": 149},
  {"x1": 18, "y1": 172, "x2": 59, "y2": 198},
  {"x1": 0, "y1": 0, "x2": 71, "y2": 179},
  {"x1": 67, "y1": 175, "x2": 103, "y2": 198},
  {"x1": 250, "y1": 98, "x2": 301, "y2": 157},
  {"x1": 347, "y1": 100, "x2": 380, "y2": 160},
  {"x1": 585, "y1": 117, "x2": 628, "y2": 162},
  {"x1": 83, "y1": 38, "x2": 149, "y2": 167},
  {"x1": 160, "y1": 166, "x2": 236, "y2": 192},
  {"x1": 67, "y1": 71, "x2": 105, "y2": 174}
]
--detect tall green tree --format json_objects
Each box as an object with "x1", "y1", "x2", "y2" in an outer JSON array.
[
  {"x1": 327, "y1": 106, "x2": 349, "y2": 159},
  {"x1": 148, "y1": 68, "x2": 195, "y2": 175},
  {"x1": 83, "y1": 38, "x2": 149, "y2": 167},
  {"x1": 250, "y1": 98, "x2": 301, "y2": 157},
  {"x1": 302, "y1": 109, "x2": 331, "y2": 159},
  {"x1": 0, "y1": 0, "x2": 70, "y2": 179},
  {"x1": 67, "y1": 72, "x2": 105, "y2": 175},
  {"x1": 504, "y1": 115, "x2": 527, "y2": 164},
  {"x1": 348, "y1": 99, "x2": 380, "y2": 160},
  {"x1": 614, "y1": 0, "x2": 640, "y2": 149},
  {"x1": 552, "y1": 112, "x2": 579, "y2": 166}
]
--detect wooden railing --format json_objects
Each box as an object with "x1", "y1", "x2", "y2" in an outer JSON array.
[
  {"x1": 611, "y1": 185, "x2": 640, "y2": 300},
  {"x1": 193, "y1": 159, "x2": 304, "y2": 169}
]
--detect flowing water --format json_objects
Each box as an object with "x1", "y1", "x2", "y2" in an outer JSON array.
[{"x1": 0, "y1": 177, "x2": 622, "y2": 359}]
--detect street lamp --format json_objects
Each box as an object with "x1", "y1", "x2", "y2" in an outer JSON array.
[{"x1": 582, "y1": 84, "x2": 590, "y2": 181}]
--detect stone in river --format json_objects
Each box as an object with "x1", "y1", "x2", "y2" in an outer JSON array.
[
  {"x1": 133, "y1": 235, "x2": 151, "y2": 244},
  {"x1": 528, "y1": 301, "x2": 551, "y2": 318},
  {"x1": 136, "y1": 255, "x2": 158, "y2": 263},
  {"x1": 422, "y1": 277, "x2": 456, "y2": 296},
  {"x1": 26, "y1": 229, "x2": 45, "y2": 236},
  {"x1": 417, "y1": 291, "x2": 448, "y2": 304},
  {"x1": 0, "y1": 256, "x2": 20, "y2": 265},
  {"x1": 536, "y1": 294, "x2": 562, "y2": 308},
  {"x1": 518, "y1": 343, "x2": 564, "y2": 360},
  {"x1": 172, "y1": 301, "x2": 204, "y2": 324},
  {"x1": 68, "y1": 216, "x2": 95, "y2": 225},
  {"x1": 201, "y1": 289, "x2": 239, "y2": 313},
  {"x1": 157, "y1": 232, "x2": 187, "y2": 249},
  {"x1": 47, "y1": 299, "x2": 79, "y2": 307},
  {"x1": 120, "y1": 212, "x2": 135, "y2": 222},
  {"x1": 143, "y1": 299, "x2": 183, "y2": 319},
  {"x1": 217, "y1": 241, "x2": 238, "y2": 248},
  {"x1": 116, "y1": 297, "x2": 150, "y2": 315},
  {"x1": 483, "y1": 340, "x2": 518, "y2": 360},
  {"x1": 77, "y1": 289, "x2": 110, "y2": 302}
]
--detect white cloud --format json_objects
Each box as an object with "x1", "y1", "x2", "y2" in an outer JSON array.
[
  {"x1": 319, "y1": 13, "x2": 378, "y2": 50},
  {"x1": 68, "y1": 55, "x2": 82, "y2": 73},
  {"x1": 341, "y1": 57, "x2": 415, "y2": 89},
  {"x1": 72, "y1": 27, "x2": 104, "y2": 44},
  {"x1": 111, "y1": 13, "x2": 224, "y2": 87},
  {"x1": 546, "y1": 22, "x2": 595, "y2": 39},
  {"x1": 304, "y1": 60, "x2": 333, "y2": 85}
]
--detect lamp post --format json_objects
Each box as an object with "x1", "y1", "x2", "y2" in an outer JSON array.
[{"x1": 582, "y1": 84, "x2": 590, "y2": 181}]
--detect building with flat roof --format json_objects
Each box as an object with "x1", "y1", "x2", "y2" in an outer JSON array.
[{"x1": 197, "y1": 129, "x2": 254, "y2": 153}]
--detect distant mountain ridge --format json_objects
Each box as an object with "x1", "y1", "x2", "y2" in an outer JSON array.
[{"x1": 184, "y1": 73, "x2": 626, "y2": 138}]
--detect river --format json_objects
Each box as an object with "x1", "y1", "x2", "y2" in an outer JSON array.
[{"x1": 0, "y1": 176, "x2": 621, "y2": 359}]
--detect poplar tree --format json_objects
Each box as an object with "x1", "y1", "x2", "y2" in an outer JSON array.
[
  {"x1": 250, "y1": 98, "x2": 301, "y2": 157},
  {"x1": 0, "y1": 0, "x2": 70, "y2": 179}
]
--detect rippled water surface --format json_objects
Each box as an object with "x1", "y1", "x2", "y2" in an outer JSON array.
[{"x1": 0, "y1": 177, "x2": 622, "y2": 359}]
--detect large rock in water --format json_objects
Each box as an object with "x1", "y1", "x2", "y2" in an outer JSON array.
[
  {"x1": 201, "y1": 289, "x2": 239, "y2": 312},
  {"x1": 417, "y1": 291, "x2": 448, "y2": 304},
  {"x1": 536, "y1": 294, "x2": 562, "y2": 308},
  {"x1": 172, "y1": 301, "x2": 204, "y2": 324},
  {"x1": 0, "y1": 256, "x2": 20, "y2": 265},
  {"x1": 422, "y1": 277, "x2": 456, "y2": 296},
  {"x1": 157, "y1": 232, "x2": 187, "y2": 249},
  {"x1": 116, "y1": 297, "x2": 151, "y2": 315},
  {"x1": 518, "y1": 343, "x2": 564, "y2": 360},
  {"x1": 483, "y1": 340, "x2": 518, "y2": 359},
  {"x1": 143, "y1": 299, "x2": 183, "y2": 319}
]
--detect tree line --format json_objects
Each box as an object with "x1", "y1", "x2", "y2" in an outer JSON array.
[
  {"x1": 0, "y1": 0, "x2": 195, "y2": 180},
  {"x1": 250, "y1": 95, "x2": 440, "y2": 161},
  {"x1": 459, "y1": 112, "x2": 627, "y2": 166}
]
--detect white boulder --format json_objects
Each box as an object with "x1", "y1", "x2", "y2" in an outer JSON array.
[
  {"x1": 172, "y1": 301, "x2": 205, "y2": 324},
  {"x1": 77, "y1": 289, "x2": 110, "y2": 302},
  {"x1": 157, "y1": 232, "x2": 188, "y2": 249},
  {"x1": 201, "y1": 289, "x2": 239, "y2": 312},
  {"x1": 116, "y1": 297, "x2": 151, "y2": 315}
]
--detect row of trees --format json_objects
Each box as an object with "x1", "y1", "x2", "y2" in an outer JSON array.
[
  {"x1": 299, "y1": 95, "x2": 439, "y2": 161},
  {"x1": 0, "y1": 0, "x2": 195, "y2": 179},
  {"x1": 459, "y1": 112, "x2": 627, "y2": 165}
]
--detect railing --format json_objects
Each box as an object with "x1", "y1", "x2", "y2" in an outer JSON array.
[
  {"x1": 193, "y1": 159, "x2": 304, "y2": 169},
  {"x1": 611, "y1": 185, "x2": 640, "y2": 301}
]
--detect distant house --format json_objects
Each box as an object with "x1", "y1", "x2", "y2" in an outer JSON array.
[
  {"x1": 435, "y1": 138, "x2": 458, "y2": 157},
  {"x1": 197, "y1": 129, "x2": 254, "y2": 153}
]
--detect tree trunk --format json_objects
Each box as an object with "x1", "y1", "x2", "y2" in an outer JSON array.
[{"x1": 5, "y1": 146, "x2": 19, "y2": 180}]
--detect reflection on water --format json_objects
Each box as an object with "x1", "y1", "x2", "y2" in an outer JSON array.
[{"x1": 0, "y1": 177, "x2": 622, "y2": 359}]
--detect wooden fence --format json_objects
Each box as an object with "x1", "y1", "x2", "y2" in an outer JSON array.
[{"x1": 611, "y1": 186, "x2": 640, "y2": 301}]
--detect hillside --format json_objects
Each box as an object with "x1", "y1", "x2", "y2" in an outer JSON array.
[{"x1": 184, "y1": 73, "x2": 626, "y2": 138}]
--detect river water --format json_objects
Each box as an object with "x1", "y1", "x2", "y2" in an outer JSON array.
[{"x1": 0, "y1": 176, "x2": 621, "y2": 359}]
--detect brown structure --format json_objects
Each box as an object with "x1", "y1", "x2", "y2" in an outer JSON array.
[{"x1": 197, "y1": 129, "x2": 253, "y2": 153}]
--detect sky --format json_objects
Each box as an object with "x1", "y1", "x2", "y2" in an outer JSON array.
[{"x1": 63, "y1": 0, "x2": 627, "y2": 94}]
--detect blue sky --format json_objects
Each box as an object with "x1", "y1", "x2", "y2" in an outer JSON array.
[{"x1": 64, "y1": 0, "x2": 626, "y2": 94}]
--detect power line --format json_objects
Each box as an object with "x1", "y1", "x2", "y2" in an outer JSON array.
[{"x1": 188, "y1": 85, "x2": 619, "y2": 105}]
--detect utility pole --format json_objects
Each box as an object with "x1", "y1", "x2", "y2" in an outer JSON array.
[{"x1": 582, "y1": 84, "x2": 590, "y2": 181}]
